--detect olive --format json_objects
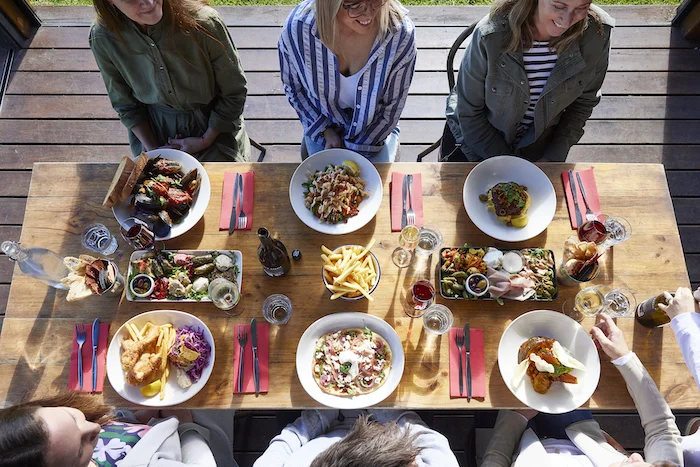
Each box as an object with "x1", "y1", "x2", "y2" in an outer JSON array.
[{"x1": 477, "y1": 279, "x2": 487, "y2": 290}]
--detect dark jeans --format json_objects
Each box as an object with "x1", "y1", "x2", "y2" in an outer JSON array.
[{"x1": 527, "y1": 410, "x2": 594, "y2": 439}]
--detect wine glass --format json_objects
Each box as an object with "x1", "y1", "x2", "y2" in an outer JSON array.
[
  {"x1": 562, "y1": 285, "x2": 606, "y2": 322},
  {"x1": 391, "y1": 225, "x2": 420, "y2": 268},
  {"x1": 405, "y1": 279, "x2": 436, "y2": 318},
  {"x1": 602, "y1": 287, "x2": 637, "y2": 317},
  {"x1": 600, "y1": 215, "x2": 632, "y2": 248}
]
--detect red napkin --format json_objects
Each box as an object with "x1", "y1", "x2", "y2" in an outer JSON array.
[
  {"x1": 390, "y1": 172, "x2": 424, "y2": 232},
  {"x1": 219, "y1": 171, "x2": 254, "y2": 230},
  {"x1": 232, "y1": 322, "x2": 269, "y2": 394},
  {"x1": 448, "y1": 327, "x2": 485, "y2": 399},
  {"x1": 68, "y1": 323, "x2": 109, "y2": 393},
  {"x1": 561, "y1": 168, "x2": 602, "y2": 229}
]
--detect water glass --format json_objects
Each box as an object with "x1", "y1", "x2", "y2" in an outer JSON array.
[
  {"x1": 120, "y1": 217, "x2": 155, "y2": 250},
  {"x1": 208, "y1": 278, "x2": 241, "y2": 316},
  {"x1": 82, "y1": 223, "x2": 118, "y2": 255},
  {"x1": 422, "y1": 304, "x2": 454, "y2": 335},
  {"x1": 262, "y1": 294, "x2": 292, "y2": 325},
  {"x1": 405, "y1": 279, "x2": 435, "y2": 318},
  {"x1": 603, "y1": 287, "x2": 637, "y2": 317},
  {"x1": 414, "y1": 225, "x2": 443, "y2": 257},
  {"x1": 600, "y1": 215, "x2": 632, "y2": 248},
  {"x1": 391, "y1": 225, "x2": 420, "y2": 268}
]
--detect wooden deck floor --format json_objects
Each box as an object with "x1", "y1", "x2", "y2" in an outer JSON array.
[{"x1": 0, "y1": 5, "x2": 698, "y2": 465}]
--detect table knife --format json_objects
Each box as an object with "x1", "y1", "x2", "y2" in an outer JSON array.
[
  {"x1": 568, "y1": 169, "x2": 583, "y2": 228},
  {"x1": 464, "y1": 322, "x2": 472, "y2": 399},
  {"x1": 228, "y1": 173, "x2": 240, "y2": 234},
  {"x1": 575, "y1": 172, "x2": 593, "y2": 212},
  {"x1": 251, "y1": 318, "x2": 260, "y2": 395},
  {"x1": 91, "y1": 318, "x2": 100, "y2": 392},
  {"x1": 401, "y1": 175, "x2": 408, "y2": 229}
]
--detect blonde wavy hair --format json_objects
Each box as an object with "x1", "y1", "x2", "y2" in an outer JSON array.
[
  {"x1": 313, "y1": 0, "x2": 405, "y2": 53},
  {"x1": 491, "y1": 0, "x2": 602, "y2": 54}
]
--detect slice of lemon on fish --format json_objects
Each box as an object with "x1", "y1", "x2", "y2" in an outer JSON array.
[
  {"x1": 140, "y1": 380, "x2": 161, "y2": 397},
  {"x1": 342, "y1": 160, "x2": 360, "y2": 176}
]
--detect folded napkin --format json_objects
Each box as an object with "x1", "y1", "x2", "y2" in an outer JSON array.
[
  {"x1": 561, "y1": 168, "x2": 602, "y2": 229},
  {"x1": 448, "y1": 327, "x2": 485, "y2": 399},
  {"x1": 390, "y1": 172, "x2": 424, "y2": 232},
  {"x1": 232, "y1": 322, "x2": 269, "y2": 394},
  {"x1": 219, "y1": 171, "x2": 254, "y2": 230},
  {"x1": 68, "y1": 323, "x2": 109, "y2": 393}
]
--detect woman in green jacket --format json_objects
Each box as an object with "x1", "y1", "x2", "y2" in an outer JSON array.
[
  {"x1": 90, "y1": 0, "x2": 250, "y2": 161},
  {"x1": 444, "y1": 0, "x2": 615, "y2": 162}
]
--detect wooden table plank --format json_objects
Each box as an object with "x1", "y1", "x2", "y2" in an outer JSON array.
[
  {"x1": 0, "y1": 171, "x2": 31, "y2": 196},
  {"x1": 0, "y1": 162, "x2": 692, "y2": 409},
  {"x1": 9, "y1": 71, "x2": 700, "y2": 97},
  {"x1": 0, "y1": 199, "x2": 26, "y2": 225},
  {"x1": 5, "y1": 95, "x2": 700, "y2": 121}
]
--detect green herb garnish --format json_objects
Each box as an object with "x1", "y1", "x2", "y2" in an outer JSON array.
[{"x1": 339, "y1": 362, "x2": 352, "y2": 374}]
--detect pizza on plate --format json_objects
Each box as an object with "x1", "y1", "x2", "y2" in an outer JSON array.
[{"x1": 313, "y1": 328, "x2": 391, "y2": 396}]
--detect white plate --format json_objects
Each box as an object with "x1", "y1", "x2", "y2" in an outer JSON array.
[
  {"x1": 126, "y1": 250, "x2": 242, "y2": 302},
  {"x1": 107, "y1": 310, "x2": 215, "y2": 407},
  {"x1": 498, "y1": 310, "x2": 600, "y2": 414},
  {"x1": 112, "y1": 149, "x2": 211, "y2": 241},
  {"x1": 296, "y1": 313, "x2": 404, "y2": 409},
  {"x1": 289, "y1": 149, "x2": 383, "y2": 235},
  {"x1": 463, "y1": 156, "x2": 556, "y2": 242}
]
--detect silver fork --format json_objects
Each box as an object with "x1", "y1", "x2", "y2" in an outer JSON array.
[
  {"x1": 237, "y1": 173, "x2": 247, "y2": 230},
  {"x1": 575, "y1": 172, "x2": 597, "y2": 222},
  {"x1": 406, "y1": 174, "x2": 416, "y2": 226},
  {"x1": 455, "y1": 328, "x2": 464, "y2": 396},
  {"x1": 75, "y1": 324, "x2": 86, "y2": 390},
  {"x1": 237, "y1": 327, "x2": 248, "y2": 392}
]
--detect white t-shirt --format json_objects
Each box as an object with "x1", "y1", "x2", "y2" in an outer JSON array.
[{"x1": 338, "y1": 67, "x2": 366, "y2": 110}]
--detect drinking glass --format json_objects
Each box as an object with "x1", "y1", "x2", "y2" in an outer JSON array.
[
  {"x1": 578, "y1": 219, "x2": 609, "y2": 245},
  {"x1": 406, "y1": 279, "x2": 436, "y2": 318},
  {"x1": 82, "y1": 223, "x2": 118, "y2": 255},
  {"x1": 602, "y1": 287, "x2": 637, "y2": 317},
  {"x1": 391, "y1": 225, "x2": 420, "y2": 268},
  {"x1": 422, "y1": 304, "x2": 454, "y2": 335},
  {"x1": 208, "y1": 278, "x2": 241, "y2": 316},
  {"x1": 562, "y1": 285, "x2": 606, "y2": 322},
  {"x1": 600, "y1": 215, "x2": 632, "y2": 248},
  {"x1": 262, "y1": 294, "x2": 292, "y2": 325},
  {"x1": 120, "y1": 217, "x2": 155, "y2": 250},
  {"x1": 414, "y1": 225, "x2": 443, "y2": 257}
]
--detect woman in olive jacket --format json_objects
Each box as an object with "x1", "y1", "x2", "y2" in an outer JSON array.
[{"x1": 444, "y1": 0, "x2": 615, "y2": 162}]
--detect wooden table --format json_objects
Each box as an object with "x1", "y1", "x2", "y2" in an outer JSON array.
[{"x1": 0, "y1": 161, "x2": 695, "y2": 409}]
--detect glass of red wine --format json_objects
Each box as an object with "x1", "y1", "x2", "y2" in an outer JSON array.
[
  {"x1": 119, "y1": 217, "x2": 155, "y2": 250},
  {"x1": 578, "y1": 219, "x2": 609, "y2": 245},
  {"x1": 405, "y1": 279, "x2": 436, "y2": 318}
]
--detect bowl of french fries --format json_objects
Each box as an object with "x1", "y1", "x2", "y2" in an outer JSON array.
[
  {"x1": 106, "y1": 309, "x2": 215, "y2": 407},
  {"x1": 321, "y1": 240, "x2": 380, "y2": 301}
]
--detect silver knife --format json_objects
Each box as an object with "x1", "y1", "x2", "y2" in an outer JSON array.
[
  {"x1": 464, "y1": 322, "x2": 471, "y2": 399},
  {"x1": 400, "y1": 175, "x2": 407, "y2": 229},
  {"x1": 575, "y1": 172, "x2": 592, "y2": 211},
  {"x1": 91, "y1": 318, "x2": 100, "y2": 392},
  {"x1": 251, "y1": 318, "x2": 260, "y2": 395},
  {"x1": 568, "y1": 169, "x2": 583, "y2": 228},
  {"x1": 228, "y1": 173, "x2": 240, "y2": 234},
  {"x1": 238, "y1": 173, "x2": 244, "y2": 228}
]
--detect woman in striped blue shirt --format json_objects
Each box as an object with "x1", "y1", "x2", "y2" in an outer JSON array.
[
  {"x1": 278, "y1": 0, "x2": 416, "y2": 162},
  {"x1": 444, "y1": 0, "x2": 615, "y2": 162}
]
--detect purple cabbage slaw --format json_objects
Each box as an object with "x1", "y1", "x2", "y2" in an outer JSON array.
[{"x1": 168, "y1": 326, "x2": 212, "y2": 383}]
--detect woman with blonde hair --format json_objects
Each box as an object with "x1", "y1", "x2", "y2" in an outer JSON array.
[
  {"x1": 278, "y1": 0, "x2": 416, "y2": 162},
  {"x1": 89, "y1": 0, "x2": 250, "y2": 161},
  {"x1": 443, "y1": 0, "x2": 615, "y2": 162}
]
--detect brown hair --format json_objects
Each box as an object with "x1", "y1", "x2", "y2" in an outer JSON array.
[
  {"x1": 0, "y1": 393, "x2": 113, "y2": 467},
  {"x1": 491, "y1": 0, "x2": 602, "y2": 54},
  {"x1": 310, "y1": 415, "x2": 422, "y2": 467}
]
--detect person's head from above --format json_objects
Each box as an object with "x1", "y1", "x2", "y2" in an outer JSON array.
[
  {"x1": 609, "y1": 454, "x2": 679, "y2": 467},
  {"x1": 93, "y1": 0, "x2": 207, "y2": 34},
  {"x1": 0, "y1": 393, "x2": 111, "y2": 467},
  {"x1": 492, "y1": 0, "x2": 599, "y2": 53},
  {"x1": 314, "y1": 0, "x2": 405, "y2": 51},
  {"x1": 309, "y1": 415, "x2": 422, "y2": 467}
]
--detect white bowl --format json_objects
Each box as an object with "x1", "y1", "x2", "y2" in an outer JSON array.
[
  {"x1": 112, "y1": 149, "x2": 211, "y2": 241},
  {"x1": 321, "y1": 246, "x2": 381, "y2": 301},
  {"x1": 498, "y1": 310, "x2": 600, "y2": 414},
  {"x1": 106, "y1": 310, "x2": 215, "y2": 407},
  {"x1": 289, "y1": 149, "x2": 383, "y2": 235},
  {"x1": 296, "y1": 313, "x2": 404, "y2": 409},
  {"x1": 463, "y1": 156, "x2": 556, "y2": 242}
]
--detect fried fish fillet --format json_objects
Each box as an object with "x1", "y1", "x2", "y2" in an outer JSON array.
[
  {"x1": 120, "y1": 326, "x2": 160, "y2": 371},
  {"x1": 125, "y1": 352, "x2": 162, "y2": 386}
]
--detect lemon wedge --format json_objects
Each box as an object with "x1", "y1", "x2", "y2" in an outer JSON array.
[
  {"x1": 342, "y1": 160, "x2": 360, "y2": 176},
  {"x1": 140, "y1": 380, "x2": 161, "y2": 397},
  {"x1": 511, "y1": 215, "x2": 529, "y2": 228}
]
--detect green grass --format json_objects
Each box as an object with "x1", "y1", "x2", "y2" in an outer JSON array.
[{"x1": 32, "y1": 0, "x2": 681, "y2": 6}]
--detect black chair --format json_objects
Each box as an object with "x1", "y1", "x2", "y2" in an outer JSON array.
[
  {"x1": 415, "y1": 23, "x2": 476, "y2": 162},
  {"x1": 251, "y1": 138, "x2": 267, "y2": 162}
]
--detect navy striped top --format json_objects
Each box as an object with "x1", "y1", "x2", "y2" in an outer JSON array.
[
  {"x1": 278, "y1": 0, "x2": 417, "y2": 153},
  {"x1": 516, "y1": 41, "x2": 558, "y2": 139}
]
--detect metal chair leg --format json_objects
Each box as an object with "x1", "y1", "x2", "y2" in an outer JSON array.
[
  {"x1": 250, "y1": 138, "x2": 267, "y2": 163},
  {"x1": 416, "y1": 139, "x2": 441, "y2": 162}
]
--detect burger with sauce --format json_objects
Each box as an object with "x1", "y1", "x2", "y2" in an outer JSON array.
[{"x1": 479, "y1": 182, "x2": 530, "y2": 228}]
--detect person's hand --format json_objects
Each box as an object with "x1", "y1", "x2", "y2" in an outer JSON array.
[
  {"x1": 323, "y1": 128, "x2": 343, "y2": 149},
  {"x1": 659, "y1": 287, "x2": 697, "y2": 319},
  {"x1": 590, "y1": 313, "x2": 630, "y2": 361},
  {"x1": 166, "y1": 134, "x2": 212, "y2": 155},
  {"x1": 694, "y1": 287, "x2": 700, "y2": 302},
  {"x1": 608, "y1": 452, "x2": 652, "y2": 466},
  {"x1": 514, "y1": 409, "x2": 538, "y2": 420}
]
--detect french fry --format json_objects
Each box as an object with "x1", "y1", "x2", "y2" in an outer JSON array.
[
  {"x1": 321, "y1": 245, "x2": 334, "y2": 256},
  {"x1": 321, "y1": 240, "x2": 378, "y2": 300},
  {"x1": 126, "y1": 324, "x2": 138, "y2": 341}
]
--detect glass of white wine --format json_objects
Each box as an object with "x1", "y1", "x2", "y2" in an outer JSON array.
[
  {"x1": 391, "y1": 225, "x2": 420, "y2": 268},
  {"x1": 562, "y1": 286, "x2": 606, "y2": 322}
]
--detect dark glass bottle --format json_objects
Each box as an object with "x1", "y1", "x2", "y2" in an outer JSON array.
[
  {"x1": 257, "y1": 227, "x2": 291, "y2": 277},
  {"x1": 636, "y1": 292, "x2": 673, "y2": 328}
]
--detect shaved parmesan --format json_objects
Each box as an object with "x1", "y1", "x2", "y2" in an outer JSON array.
[
  {"x1": 552, "y1": 341, "x2": 586, "y2": 371},
  {"x1": 529, "y1": 354, "x2": 555, "y2": 374},
  {"x1": 512, "y1": 359, "x2": 529, "y2": 388}
]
